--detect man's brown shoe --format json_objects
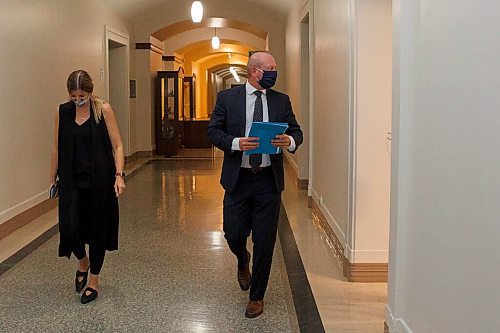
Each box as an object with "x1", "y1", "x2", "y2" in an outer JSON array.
[
  {"x1": 245, "y1": 300, "x2": 264, "y2": 318},
  {"x1": 237, "y1": 250, "x2": 251, "y2": 291}
]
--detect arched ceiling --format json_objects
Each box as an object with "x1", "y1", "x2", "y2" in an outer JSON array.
[
  {"x1": 153, "y1": 18, "x2": 268, "y2": 41},
  {"x1": 179, "y1": 40, "x2": 253, "y2": 62},
  {"x1": 168, "y1": 29, "x2": 257, "y2": 81},
  {"x1": 210, "y1": 64, "x2": 247, "y2": 83},
  {"x1": 162, "y1": 27, "x2": 266, "y2": 57},
  {"x1": 100, "y1": 0, "x2": 291, "y2": 22}
]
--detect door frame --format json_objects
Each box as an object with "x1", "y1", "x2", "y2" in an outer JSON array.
[{"x1": 104, "y1": 25, "x2": 131, "y2": 156}]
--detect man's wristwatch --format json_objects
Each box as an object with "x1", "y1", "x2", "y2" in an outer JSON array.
[{"x1": 115, "y1": 171, "x2": 126, "y2": 178}]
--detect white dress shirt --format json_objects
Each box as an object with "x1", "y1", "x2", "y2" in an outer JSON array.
[{"x1": 232, "y1": 82, "x2": 296, "y2": 168}]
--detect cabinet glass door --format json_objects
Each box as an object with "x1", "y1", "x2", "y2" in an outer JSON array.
[{"x1": 156, "y1": 70, "x2": 184, "y2": 156}]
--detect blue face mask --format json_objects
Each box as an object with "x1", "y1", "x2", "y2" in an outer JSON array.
[{"x1": 257, "y1": 69, "x2": 278, "y2": 89}]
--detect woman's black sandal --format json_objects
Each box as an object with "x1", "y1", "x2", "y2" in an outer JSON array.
[
  {"x1": 80, "y1": 287, "x2": 98, "y2": 304},
  {"x1": 75, "y1": 269, "x2": 89, "y2": 293}
]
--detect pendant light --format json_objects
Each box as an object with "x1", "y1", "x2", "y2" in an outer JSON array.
[
  {"x1": 211, "y1": 28, "x2": 220, "y2": 49},
  {"x1": 191, "y1": 1, "x2": 203, "y2": 23}
]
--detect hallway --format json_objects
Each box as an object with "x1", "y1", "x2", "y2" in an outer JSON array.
[
  {"x1": 0, "y1": 157, "x2": 386, "y2": 332},
  {"x1": 2, "y1": 1, "x2": 500, "y2": 331}
]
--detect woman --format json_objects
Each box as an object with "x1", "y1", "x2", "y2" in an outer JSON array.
[{"x1": 49, "y1": 70, "x2": 125, "y2": 304}]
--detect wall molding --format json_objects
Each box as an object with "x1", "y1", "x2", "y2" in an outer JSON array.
[
  {"x1": 135, "y1": 42, "x2": 163, "y2": 55},
  {"x1": 0, "y1": 198, "x2": 57, "y2": 241},
  {"x1": 311, "y1": 200, "x2": 388, "y2": 282},
  {"x1": 162, "y1": 55, "x2": 184, "y2": 63}
]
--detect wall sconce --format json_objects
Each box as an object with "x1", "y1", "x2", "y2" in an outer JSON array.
[
  {"x1": 211, "y1": 28, "x2": 220, "y2": 49},
  {"x1": 191, "y1": 1, "x2": 203, "y2": 23}
]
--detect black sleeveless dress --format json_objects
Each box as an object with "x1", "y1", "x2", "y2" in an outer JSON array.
[{"x1": 57, "y1": 101, "x2": 119, "y2": 257}]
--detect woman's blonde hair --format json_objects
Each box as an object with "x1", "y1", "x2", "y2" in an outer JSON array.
[{"x1": 67, "y1": 70, "x2": 105, "y2": 123}]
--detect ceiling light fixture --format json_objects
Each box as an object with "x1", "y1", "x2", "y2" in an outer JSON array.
[
  {"x1": 211, "y1": 28, "x2": 220, "y2": 49},
  {"x1": 230, "y1": 67, "x2": 241, "y2": 83},
  {"x1": 191, "y1": 1, "x2": 203, "y2": 23}
]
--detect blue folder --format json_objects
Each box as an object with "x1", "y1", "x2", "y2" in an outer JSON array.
[{"x1": 244, "y1": 122, "x2": 289, "y2": 155}]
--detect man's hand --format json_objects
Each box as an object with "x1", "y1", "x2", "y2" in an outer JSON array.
[
  {"x1": 271, "y1": 134, "x2": 291, "y2": 148},
  {"x1": 239, "y1": 137, "x2": 260, "y2": 151}
]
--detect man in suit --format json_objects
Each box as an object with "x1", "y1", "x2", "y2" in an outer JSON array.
[{"x1": 208, "y1": 51, "x2": 303, "y2": 318}]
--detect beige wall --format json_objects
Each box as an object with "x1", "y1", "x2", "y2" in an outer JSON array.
[
  {"x1": 0, "y1": 0, "x2": 134, "y2": 225},
  {"x1": 286, "y1": 0, "x2": 392, "y2": 263},
  {"x1": 313, "y1": 0, "x2": 352, "y2": 243},
  {"x1": 134, "y1": 36, "x2": 163, "y2": 153},
  {"x1": 351, "y1": 0, "x2": 392, "y2": 263},
  {"x1": 134, "y1": 50, "x2": 153, "y2": 152},
  {"x1": 284, "y1": 0, "x2": 304, "y2": 178}
]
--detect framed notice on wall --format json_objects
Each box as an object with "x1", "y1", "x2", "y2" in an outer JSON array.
[{"x1": 130, "y1": 80, "x2": 136, "y2": 98}]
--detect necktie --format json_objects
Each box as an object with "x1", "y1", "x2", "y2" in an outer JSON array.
[{"x1": 249, "y1": 91, "x2": 263, "y2": 171}]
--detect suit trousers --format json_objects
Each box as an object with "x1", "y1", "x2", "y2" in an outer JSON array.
[{"x1": 223, "y1": 167, "x2": 281, "y2": 301}]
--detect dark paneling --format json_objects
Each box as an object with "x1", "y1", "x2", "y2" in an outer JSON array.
[{"x1": 182, "y1": 120, "x2": 211, "y2": 148}]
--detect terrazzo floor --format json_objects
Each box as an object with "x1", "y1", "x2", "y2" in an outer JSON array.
[
  {"x1": 0, "y1": 154, "x2": 387, "y2": 332},
  {"x1": 0, "y1": 159, "x2": 299, "y2": 332}
]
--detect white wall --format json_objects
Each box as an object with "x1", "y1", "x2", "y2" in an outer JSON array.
[
  {"x1": 0, "y1": 1, "x2": 134, "y2": 224},
  {"x1": 387, "y1": 0, "x2": 500, "y2": 331}
]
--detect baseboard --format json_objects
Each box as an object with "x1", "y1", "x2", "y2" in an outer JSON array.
[
  {"x1": 0, "y1": 199, "x2": 57, "y2": 241},
  {"x1": 283, "y1": 155, "x2": 309, "y2": 191},
  {"x1": 296, "y1": 178, "x2": 308, "y2": 190},
  {"x1": 311, "y1": 201, "x2": 346, "y2": 265},
  {"x1": 386, "y1": 305, "x2": 413, "y2": 333},
  {"x1": 343, "y1": 261, "x2": 388, "y2": 282},
  {"x1": 125, "y1": 150, "x2": 154, "y2": 163},
  {"x1": 311, "y1": 200, "x2": 388, "y2": 282}
]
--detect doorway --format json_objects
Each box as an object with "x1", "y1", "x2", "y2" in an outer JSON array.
[
  {"x1": 105, "y1": 27, "x2": 130, "y2": 156},
  {"x1": 300, "y1": 13, "x2": 312, "y2": 192}
]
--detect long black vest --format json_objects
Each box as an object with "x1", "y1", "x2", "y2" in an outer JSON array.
[{"x1": 57, "y1": 101, "x2": 119, "y2": 257}]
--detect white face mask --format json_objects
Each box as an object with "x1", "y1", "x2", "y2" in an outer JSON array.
[{"x1": 73, "y1": 96, "x2": 89, "y2": 107}]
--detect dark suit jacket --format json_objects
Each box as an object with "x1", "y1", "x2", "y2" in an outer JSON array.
[{"x1": 207, "y1": 85, "x2": 303, "y2": 193}]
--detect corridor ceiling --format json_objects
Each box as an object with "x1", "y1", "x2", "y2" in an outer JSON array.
[
  {"x1": 177, "y1": 40, "x2": 253, "y2": 61},
  {"x1": 99, "y1": 0, "x2": 284, "y2": 99},
  {"x1": 101, "y1": 0, "x2": 291, "y2": 22}
]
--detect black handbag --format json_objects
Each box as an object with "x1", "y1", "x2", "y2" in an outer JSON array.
[{"x1": 49, "y1": 179, "x2": 59, "y2": 199}]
